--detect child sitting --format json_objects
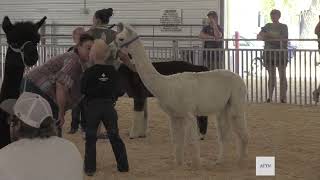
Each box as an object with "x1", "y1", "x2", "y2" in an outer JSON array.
[{"x1": 81, "y1": 39, "x2": 129, "y2": 176}]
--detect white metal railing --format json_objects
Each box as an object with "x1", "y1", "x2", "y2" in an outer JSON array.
[{"x1": 1, "y1": 40, "x2": 320, "y2": 105}]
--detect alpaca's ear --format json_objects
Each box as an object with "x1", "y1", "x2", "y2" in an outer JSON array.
[
  {"x1": 2, "y1": 16, "x2": 13, "y2": 34},
  {"x1": 36, "y1": 16, "x2": 47, "y2": 30},
  {"x1": 117, "y1": 22, "x2": 124, "y2": 33}
]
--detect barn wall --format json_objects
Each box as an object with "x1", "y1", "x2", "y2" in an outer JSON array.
[{"x1": 0, "y1": 0, "x2": 221, "y2": 45}]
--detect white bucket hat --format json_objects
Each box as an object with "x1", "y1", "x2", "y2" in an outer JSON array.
[{"x1": 0, "y1": 92, "x2": 53, "y2": 128}]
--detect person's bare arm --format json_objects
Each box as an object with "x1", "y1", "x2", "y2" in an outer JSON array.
[
  {"x1": 56, "y1": 82, "x2": 68, "y2": 127},
  {"x1": 199, "y1": 31, "x2": 212, "y2": 39},
  {"x1": 257, "y1": 25, "x2": 273, "y2": 40},
  {"x1": 211, "y1": 20, "x2": 223, "y2": 39},
  {"x1": 199, "y1": 24, "x2": 222, "y2": 39},
  {"x1": 257, "y1": 31, "x2": 275, "y2": 40}
]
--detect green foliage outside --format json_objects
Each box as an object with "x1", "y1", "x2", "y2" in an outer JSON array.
[
  {"x1": 261, "y1": 0, "x2": 302, "y2": 23},
  {"x1": 261, "y1": 0, "x2": 275, "y2": 23}
]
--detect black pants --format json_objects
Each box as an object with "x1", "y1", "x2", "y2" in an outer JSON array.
[
  {"x1": 71, "y1": 100, "x2": 86, "y2": 130},
  {"x1": 84, "y1": 99, "x2": 129, "y2": 172}
]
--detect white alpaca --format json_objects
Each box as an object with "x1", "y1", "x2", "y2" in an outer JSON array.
[{"x1": 114, "y1": 23, "x2": 249, "y2": 168}]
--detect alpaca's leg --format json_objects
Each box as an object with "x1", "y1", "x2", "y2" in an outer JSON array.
[
  {"x1": 170, "y1": 116, "x2": 185, "y2": 166},
  {"x1": 229, "y1": 91, "x2": 248, "y2": 162},
  {"x1": 231, "y1": 113, "x2": 248, "y2": 162},
  {"x1": 143, "y1": 100, "x2": 148, "y2": 134},
  {"x1": 196, "y1": 116, "x2": 208, "y2": 140},
  {"x1": 215, "y1": 109, "x2": 232, "y2": 164},
  {"x1": 185, "y1": 114, "x2": 200, "y2": 169},
  {"x1": 130, "y1": 98, "x2": 147, "y2": 138}
]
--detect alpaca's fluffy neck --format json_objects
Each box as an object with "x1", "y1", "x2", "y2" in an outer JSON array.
[{"x1": 129, "y1": 39, "x2": 167, "y2": 97}]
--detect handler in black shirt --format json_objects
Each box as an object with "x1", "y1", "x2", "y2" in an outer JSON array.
[{"x1": 81, "y1": 39, "x2": 129, "y2": 176}]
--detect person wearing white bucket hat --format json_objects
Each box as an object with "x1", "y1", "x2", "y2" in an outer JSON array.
[{"x1": 0, "y1": 92, "x2": 83, "y2": 180}]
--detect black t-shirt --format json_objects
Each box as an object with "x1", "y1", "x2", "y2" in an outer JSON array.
[
  {"x1": 201, "y1": 25, "x2": 224, "y2": 48},
  {"x1": 81, "y1": 64, "x2": 121, "y2": 100}
]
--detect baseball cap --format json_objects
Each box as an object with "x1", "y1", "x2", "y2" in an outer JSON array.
[
  {"x1": 207, "y1": 11, "x2": 218, "y2": 17},
  {"x1": 0, "y1": 92, "x2": 53, "y2": 128}
]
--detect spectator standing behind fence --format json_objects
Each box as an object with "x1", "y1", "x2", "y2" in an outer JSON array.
[
  {"x1": 67, "y1": 27, "x2": 86, "y2": 134},
  {"x1": 82, "y1": 39, "x2": 129, "y2": 176},
  {"x1": 199, "y1": 10, "x2": 224, "y2": 69},
  {"x1": 257, "y1": 9, "x2": 288, "y2": 103},
  {"x1": 314, "y1": 15, "x2": 320, "y2": 50},
  {"x1": 0, "y1": 92, "x2": 83, "y2": 180},
  {"x1": 21, "y1": 33, "x2": 94, "y2": 136}
]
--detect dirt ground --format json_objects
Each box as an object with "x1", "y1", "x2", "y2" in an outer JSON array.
[{"x1": 63, "y1": 97, "x2": 320, "y2": 180}]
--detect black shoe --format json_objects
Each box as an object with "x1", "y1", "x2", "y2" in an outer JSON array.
[
  {"x1": 68, "y1": 128, "x2": 78, "y2": 134},
  {"x1": 118, "y1": 167, "x2": 129, "y2": 172},
  {"x1": 266, "y1": 98, "x2": 271, "y2": 103},
  {"x1": 84, "y1": 169, "x2": 95, "y2": 176},
  {"x1": 280, "y1": 99, "x2": 286, "y2": 103}
]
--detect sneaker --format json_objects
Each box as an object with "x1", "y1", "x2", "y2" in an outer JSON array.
[{"x1": 67, "y1": 128, "x2": 78, "y2": 134}]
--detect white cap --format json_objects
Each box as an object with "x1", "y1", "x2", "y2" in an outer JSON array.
[{"x1": 0, "y1": 92, "x2": 53, "y2": 128}]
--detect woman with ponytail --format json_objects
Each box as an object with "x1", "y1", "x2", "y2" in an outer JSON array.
[
  {"x1": 87, "y1": 8, "x2": 135, "y2": 71},
  {"x1": 84, "y1": 8, "x2": 135, "y2": 139}
]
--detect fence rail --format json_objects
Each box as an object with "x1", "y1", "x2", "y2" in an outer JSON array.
[{"x1": 1, "y1": 39, "x2": 320, "y2": 105}]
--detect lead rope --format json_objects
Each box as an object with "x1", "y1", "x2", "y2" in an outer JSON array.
[{"x1": 9, "y1": 41, "x2": 33, "y2": 92}]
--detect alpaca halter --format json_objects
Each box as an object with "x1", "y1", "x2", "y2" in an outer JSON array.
[
  {"x1": 9, "y1": 41, "x2": 33, "y2": 67},
  {"x1": 120, "y1": 36, "x2": 140, "y2": 48},
  {"x1": 8, "y1": 41, "x2": 34, "y2": 92}
]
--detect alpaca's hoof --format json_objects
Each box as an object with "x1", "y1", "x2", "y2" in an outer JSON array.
[
  {"x1": 129, "y1": 130, "x2": 146, "y2": 139},
  {"x1": 214, "y1": 157, "x2": 225, "y2": 165},
  {"x1": 199, "y1": 134, "x2": 205, "y2": 140},
  {"x1": 129, "y1": 134, "x2": 138, "y2": 139},
  {"x1": 313, "y1": 90, "x2": 319, "y2": 102}
]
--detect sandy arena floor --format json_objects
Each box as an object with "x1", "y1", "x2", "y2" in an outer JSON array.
[{"x1": 63, "y1": 97, "x2": 320, "y2": 180}]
